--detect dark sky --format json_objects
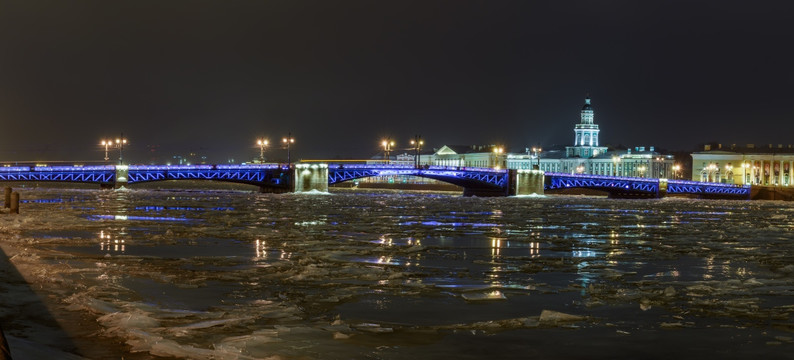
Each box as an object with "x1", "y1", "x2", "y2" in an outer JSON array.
[{"x1": 1, "y1": 1, "x2": 793, "y2": 163}]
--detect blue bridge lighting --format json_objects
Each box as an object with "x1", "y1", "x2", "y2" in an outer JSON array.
[{"x1": 0, "y1": 164, "x2": 751, "y2": 199}]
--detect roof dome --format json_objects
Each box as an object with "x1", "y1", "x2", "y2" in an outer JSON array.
[{"x1": 581, "y1": 96, "x2": 592, "y2": 111}]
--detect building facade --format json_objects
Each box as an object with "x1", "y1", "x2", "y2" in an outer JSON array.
[
  {"x1": 691, "y1": 144, "x2": 794, "y2": 185},
  {"x1": 506, "y1": 96, "x2": 676, "y2": 178}
]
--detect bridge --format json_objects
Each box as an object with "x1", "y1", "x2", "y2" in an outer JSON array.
[{"x1": 0, "y1": 164, "x2": 752, "y2": 199}]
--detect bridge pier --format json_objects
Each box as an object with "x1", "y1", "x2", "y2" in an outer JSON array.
[
  {"x1": 514, "y1": 169, "x2": 544, "y2": 196},
  {"x1": 293, "y1": 164, "x2": 328, "y2": 193},
  {"x1": 115, "y1": 165, "x2": 129, "y2": 189}
]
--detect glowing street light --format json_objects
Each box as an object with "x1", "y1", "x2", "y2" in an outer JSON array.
[
  {"x1": 576, "y1": 165, "x2": 584, "y2": 174},
  {"x1": 100, "y1": 139, "x2": 112, "y2": 161},
  {"x1": 282, "y1": 132, "x2": 295, "y2": 166},
  {"x1": 115, "y1": 134, "x2": 128, "y2": 165},
  {"x1": 532, "y1": 147, "x2": 542, "y2": 169},
  {"x1": 672, "y1": 164, "x2": 681, "y2": 180},
  {"x1": 256, "y1": 138, "x2": 269, "y2": 163},
  {"x1": 742, "y1": 161, "x2": 751, "y2": 184},
  {"x1": 492, "y1": 146, "x2": 504, "y2": 169},
  {"x1": 381, "y1": 139, "x2": 395, "y2": 164},
  {"x1": 638, "y1": 165, "x2": 646, "y2": 178},
  {"x1": 410, "y1": 135, "x2": 424, "y2": 168}
]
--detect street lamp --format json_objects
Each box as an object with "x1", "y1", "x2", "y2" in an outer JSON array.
[
  {"x1": 612, "y1": 155, "x2": 621, "y2": 176},
  {"x1": 638, "y1": 165, "x2": 646, "y2": 178},
  {"x1": 381, "y1": 139, "x2": 395, "y2": 164},
  {"x1": 115, "y1": 134, "x2": 128, "y2": 165},
  {"x1": 256, "y1": 138, "x2": 269, "y2": 163},
  {"x1": 282, "y1": 132, "x2": 295, "y2": 166},
  {"x1": 576, "y1": 165, "x2": 584, "y2": 174},
  {"x1": 410, "y1": 135, "x2": 424, "y2": 168},
  {"x1": 492, "y1": 146, "x2": 504, "y2": 169},
  {"x1": 100, "y1": 139, "x2": 112, "y2": 161},
  {"x1": 672, "y1": 164, "x2": 681, "y2": 179},
  {"x1": 532, "y1": 147, "x2": 542, "y2": 169}
]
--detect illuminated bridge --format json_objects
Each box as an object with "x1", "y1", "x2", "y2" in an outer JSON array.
[
  {"x1": 546, "y1": 172, "x2": 751, "y2": 199},
  {"x1": 0, "y1": 164, "x2": 752, "y2": 199},
  {"x1": 327, "y1": 164, "x2": 514, "y2": 196}
]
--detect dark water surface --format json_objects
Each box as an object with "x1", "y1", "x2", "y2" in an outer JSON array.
[{"x1": 1, "y1": 187, "x2": 793, "y2": 359}]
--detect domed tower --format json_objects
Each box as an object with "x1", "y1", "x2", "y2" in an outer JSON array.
[{"x1": 566, "y1": 95, "x2": 607, "y2": 158}]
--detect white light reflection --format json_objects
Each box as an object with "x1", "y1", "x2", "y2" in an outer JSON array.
[
  {"x1": 255, "y1": 239, "x2": 267, "y2": 259},
  {"x1": 99, "y1": 230, "x2": 125, "y2": 253}
]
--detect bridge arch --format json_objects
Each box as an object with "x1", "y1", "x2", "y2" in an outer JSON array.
[{"x1": 327, "y1": 165, "x2": 510, "y2": 196}]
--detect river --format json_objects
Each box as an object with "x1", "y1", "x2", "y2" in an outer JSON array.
[{"x1": 0, "y1": 186, "x2": 792, "y2": 359}]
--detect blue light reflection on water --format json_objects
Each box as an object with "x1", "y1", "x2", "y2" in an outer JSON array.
[{"x1": 86, "y1": 214, "x2": 194, "y2": 222}]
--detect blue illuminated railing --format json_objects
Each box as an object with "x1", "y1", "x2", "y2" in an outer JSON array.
[
  {"x1": 666, "y1": 179, "x2": 750, "y2": 196},
  {"x1": 545, "y1": 172, "x2": 660, "y2": 194},
  {"x1": 126, "y1": 165, "x2": 289, "y2": 185},
  {"x1": 0, "y1": 166, "x2": 115, "y2": 183}
]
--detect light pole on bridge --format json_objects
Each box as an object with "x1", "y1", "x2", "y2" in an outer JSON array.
[
  {"x1": 410, "y1": 135, "x2": 424, "y2": 169},
  {"x1": 531, "y1": 147, "x2": 542, "y2": 169},
  {"x1": 100, "y1": 139, "x2": 112, "y2": 161},
  {"x1": 256, "y1": 138, "x2": 269, "y2": 163},
  {"x1": 381, "y1": 139, "x2": 395, "y2": 164},
  {"x1": 282, "y1": 133, "x2": 295, "y2": 167},
  {"x1": 115, "y1": 134, "x2": 127, "y2": 165}
]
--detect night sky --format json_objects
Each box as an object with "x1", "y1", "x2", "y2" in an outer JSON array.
[{"x1": 1, "y1": 1, "x2": 793, "y2": 163}]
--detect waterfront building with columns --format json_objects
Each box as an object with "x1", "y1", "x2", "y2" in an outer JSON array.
[
  {"x1": 370, "y1": 96, "x2": 676, "y2": 179},
  {"x1": 506, "y1": 96, "x2": 676, "y2": 178},
  {"x1": 691, "y1": 143, "x2": 794, "y2": 185}
]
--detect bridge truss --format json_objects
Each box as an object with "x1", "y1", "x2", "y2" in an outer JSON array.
[
  {"x1": 126, "y1": 165, "x2": 288, "y2": 186},
  {"x1": 546, "y1": 173, "x2": 660, "y2": 195},
  {"x1": 0, "y1": 166, "x2": 115, "y2": 184},
  {"x1": 327, "y1": 165, "x2": 508, "y2": 189}
]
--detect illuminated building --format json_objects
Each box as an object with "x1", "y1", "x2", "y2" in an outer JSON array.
[
  {"x1": 506, "y1": 96, "x2": 675, "y2": 178},
  {"x1": 691, "y1": 143, "x2": 794, "y2": 185}
]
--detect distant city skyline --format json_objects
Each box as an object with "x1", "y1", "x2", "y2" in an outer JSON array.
[{"x1": 1, "y1": 1, "x2": 793, "y2": 163}]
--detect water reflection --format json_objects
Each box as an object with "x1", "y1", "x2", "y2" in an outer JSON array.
[
  {"x1": 99, "y1": 230, "x2": 125, "y2": 253},
  {"x1": 88, "y1": 215, "x2": 192, "y2": 222}
]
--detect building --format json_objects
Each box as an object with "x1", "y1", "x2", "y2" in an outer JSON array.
[
  {"x1": 691, "y1": 143, "x2": 794, "y2": 185},
  {"x1": 506, "y1": 96, "x2": 676, "y2": 178}
]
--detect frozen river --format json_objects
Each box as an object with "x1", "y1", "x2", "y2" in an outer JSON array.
[{"x1": 0, "y1": 186, "x2": 793, "y2": 359}]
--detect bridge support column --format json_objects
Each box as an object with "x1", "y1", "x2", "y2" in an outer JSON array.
[
  {"x1": 293, "y1": 164, "x2": 328, "y2": 193},
  {"x1": 115, "y1": 165, "x2": 129, "y2": 189},
  {"x1": 3, "y1": 187, "x2": 10, "y2": 208},
  {"x1": 514, "y1": 169, "x2": 545, "y2": 196}
]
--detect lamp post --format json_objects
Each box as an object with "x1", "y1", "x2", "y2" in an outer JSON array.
[
  {"x1": 282, "y1": 133, "x2": 295, "y2": 166},
  {"x1": 492, "y1": 146, "x2": 504, "y2": 169},
  {"x1": 410, "y1": 135, "x2": 424, "y2": 169},
  {"x1": 381, "y1": 139, "x2": 395, "y2": 164},
  {"x1": 100, "y1": 139, "x2": 112, "y2": 161},
  {"x1": 638, "y1": 165, "x2": 646, "y2": 178},
  {"x1": 612, "y1": 155, "x2": 621, "y2": 176},
  {"x1": 672, "y1": 164, "x2": 681, "y2": 180},
  {"x1": 576, "y1": 165, "x2": 584, "y2": 174},
  {"x1": 256, "y1": 138, "x2": 269, "y2": 163},
  {"x1": 115, "y1": 134, "x2": 127, "y2": 165},
  {"x1": 532, "y1": 147, "x2": 542, "y2": 169}
]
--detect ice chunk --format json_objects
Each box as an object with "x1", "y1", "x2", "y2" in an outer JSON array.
[
  {"x1": 538, "y1": 310, "x2": 585, "y2": 324},
  {"x1": 461, "y1": 291, "x2": 507, "y2": 301}
]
